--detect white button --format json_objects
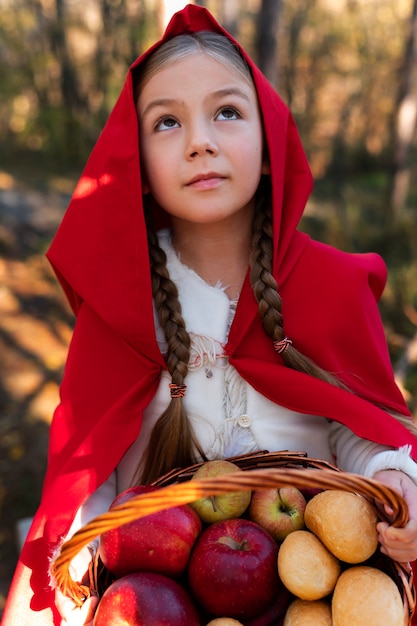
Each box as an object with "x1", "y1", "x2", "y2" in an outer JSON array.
[{"x1": 237, "y1": 414, "x2": 251, "y2": 428}]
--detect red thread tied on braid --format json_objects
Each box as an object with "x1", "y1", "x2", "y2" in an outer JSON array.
[
  {"x1": 169, "y1": 383, "x2": 186, "y2": 398},
  {"x1": 273, "y1": 337, "x2": 293, "y2": 354}
]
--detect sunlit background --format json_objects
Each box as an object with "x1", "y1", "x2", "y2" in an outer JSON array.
[{"x1": 0, "y1": 0, "x2": 416, "y2": 614}]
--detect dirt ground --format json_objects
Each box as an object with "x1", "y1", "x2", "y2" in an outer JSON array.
[{"x1": 0, "y1": 170, "x2": 75, "y2": 616}]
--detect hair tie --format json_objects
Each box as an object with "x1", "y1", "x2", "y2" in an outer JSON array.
[
  {"x1": 169, "y1": 383, "x2": 186, "y2": 398},
  {"x1": 273, "y1": 337, "x2": 293, "y2": 354}
]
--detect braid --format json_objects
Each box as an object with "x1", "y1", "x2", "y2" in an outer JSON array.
[
  {"x1": 140, "y1": 201, "x2": 205, "y2": 484},
  {"x1": 250, "y1": 179, "x2": 345, "y2": 386},
  {"x1": 250, "y1": 180, "x2": 417, "y2": 437},
  {"x1": 249, "y1": 182, "x2": 285, "y2": 341},
  {"x1": 147, "y1": 221, "x2": 191, "y2": 386}
]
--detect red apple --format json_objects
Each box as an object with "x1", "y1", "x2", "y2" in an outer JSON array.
[
  {"x1": 243, "y1": 580, "x2": 291, "y2": 625},
  {"x1": 206, "y1": 617, "x2": 243, "y2": 626},
  {"x1": 190, "y1": 460, "x2": 252, "y2": 523},
  {"x1": 98, "y1": 484, "x2": 202, "y2": 577},
  {"x1": 188, "y1": 518, "x2": 280, "y2": 620},
  {"x1": 248, "y1": 486, "x2": 306, "y2": 542},
  {"x1": 300, "y1": 487, "x2": 323, "y2": 501},
  {"x1": 93, "y1": 571, "x2": 199, "y2": 625}
]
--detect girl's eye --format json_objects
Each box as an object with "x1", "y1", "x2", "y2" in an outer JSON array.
[
  {"x1": 154, "y1": 116, "x2": 180, "y2": 131},
  {"x1": 216, "y1": 107, "x2": 241, "y2": 121}
]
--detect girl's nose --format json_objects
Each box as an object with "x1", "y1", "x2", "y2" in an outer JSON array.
[{"x1": 186, "y1": 123, "x2": 219, "y2": 159}]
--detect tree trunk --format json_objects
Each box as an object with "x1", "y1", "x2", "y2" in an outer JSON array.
[
  {"x1": 256, "y1": 0, "x2": 282, "y2": 87},
  {"x1": 50, "y1": 0, "x2": 84, "y2": 111},
  {"x1": 388, "y1": 0, "x2": 417, "y2": 221},
  {"x1": 219, "y1": 0, "x2": 241, "y2": 38}
]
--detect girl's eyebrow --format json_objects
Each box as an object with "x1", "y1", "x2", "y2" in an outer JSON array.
[
  {"x1": 141, "y1": 98, "x2": 185, "y2": 120},
  {"x1": 210, "y1": 87, "x2": 251, "y2": 102},
  {"x1": 141, "y1": 87, "x2": 251, "y2": 120}
]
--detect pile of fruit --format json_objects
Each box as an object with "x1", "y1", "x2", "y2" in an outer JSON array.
[{"x1": 92, "y1": 459, "x2": 405, "y2": 626}]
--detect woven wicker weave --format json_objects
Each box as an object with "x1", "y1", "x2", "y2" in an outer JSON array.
[{"x1": 50, "y1": 450, "x2": 416, "y2": 624}]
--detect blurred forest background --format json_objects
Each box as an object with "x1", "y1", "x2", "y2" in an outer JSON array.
[{"x1": 1, "y1": 0, "x2": 417, "y2": 614}]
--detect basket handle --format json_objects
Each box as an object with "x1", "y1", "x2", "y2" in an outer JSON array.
[{"x1": 50, "y1": 466, "x2": 409, "y2": 607}]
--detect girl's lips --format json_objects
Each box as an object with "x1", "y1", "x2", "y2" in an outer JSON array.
[{"x1": 186, "y1": 173, "x2": 226, "y2": 190}]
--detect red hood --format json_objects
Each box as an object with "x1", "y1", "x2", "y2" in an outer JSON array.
[{"x1": 46, "y1": 4, "x2": 312, "y2": 352}]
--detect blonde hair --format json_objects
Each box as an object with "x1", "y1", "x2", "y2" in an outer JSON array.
[
  {"x1": 135, "y1": 34, "x2": 417, "y2": 484},
  {"x1": 134, "y1": 31, "x2": 253, "y2": 98}
]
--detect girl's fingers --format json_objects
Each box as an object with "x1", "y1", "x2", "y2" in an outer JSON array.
[{"x1": 56, "y1": 590, "x2": 99, "y2": 626}]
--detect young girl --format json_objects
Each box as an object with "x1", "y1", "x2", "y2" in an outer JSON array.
[{"x1": 3, "y1": 4, "x2": 417, "y2": 625}]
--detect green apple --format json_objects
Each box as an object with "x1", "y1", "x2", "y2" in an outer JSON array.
[
  {"x1": 248, "y1": 486, "x2": 306, "y2": 542},
  {"x1": 189, "y1": 460, "x2": 251, "y2": 523}
]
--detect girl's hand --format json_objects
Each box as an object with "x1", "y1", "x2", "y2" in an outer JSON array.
[
  {"x1": 55, "y1": 589, "x2": 99, "y2": 626},
  {"x1": 53, "y1": 542, "x2": 99, "y2": 625},
  {"x1": 373, "y1": 469, "x2": 417, "y2": 563}
]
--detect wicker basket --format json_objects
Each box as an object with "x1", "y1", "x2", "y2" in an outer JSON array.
[{"x1": 51, "y1": 450, "x2": 416, "y2": 624}]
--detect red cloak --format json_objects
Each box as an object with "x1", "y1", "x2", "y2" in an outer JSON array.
[{"x1": 3, "y1": 4, "x2": 416, "y2": 624}]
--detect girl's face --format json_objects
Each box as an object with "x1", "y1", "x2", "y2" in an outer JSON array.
[{"x1": 137, "y1": 52, "x2": 268, "y2": 229}]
